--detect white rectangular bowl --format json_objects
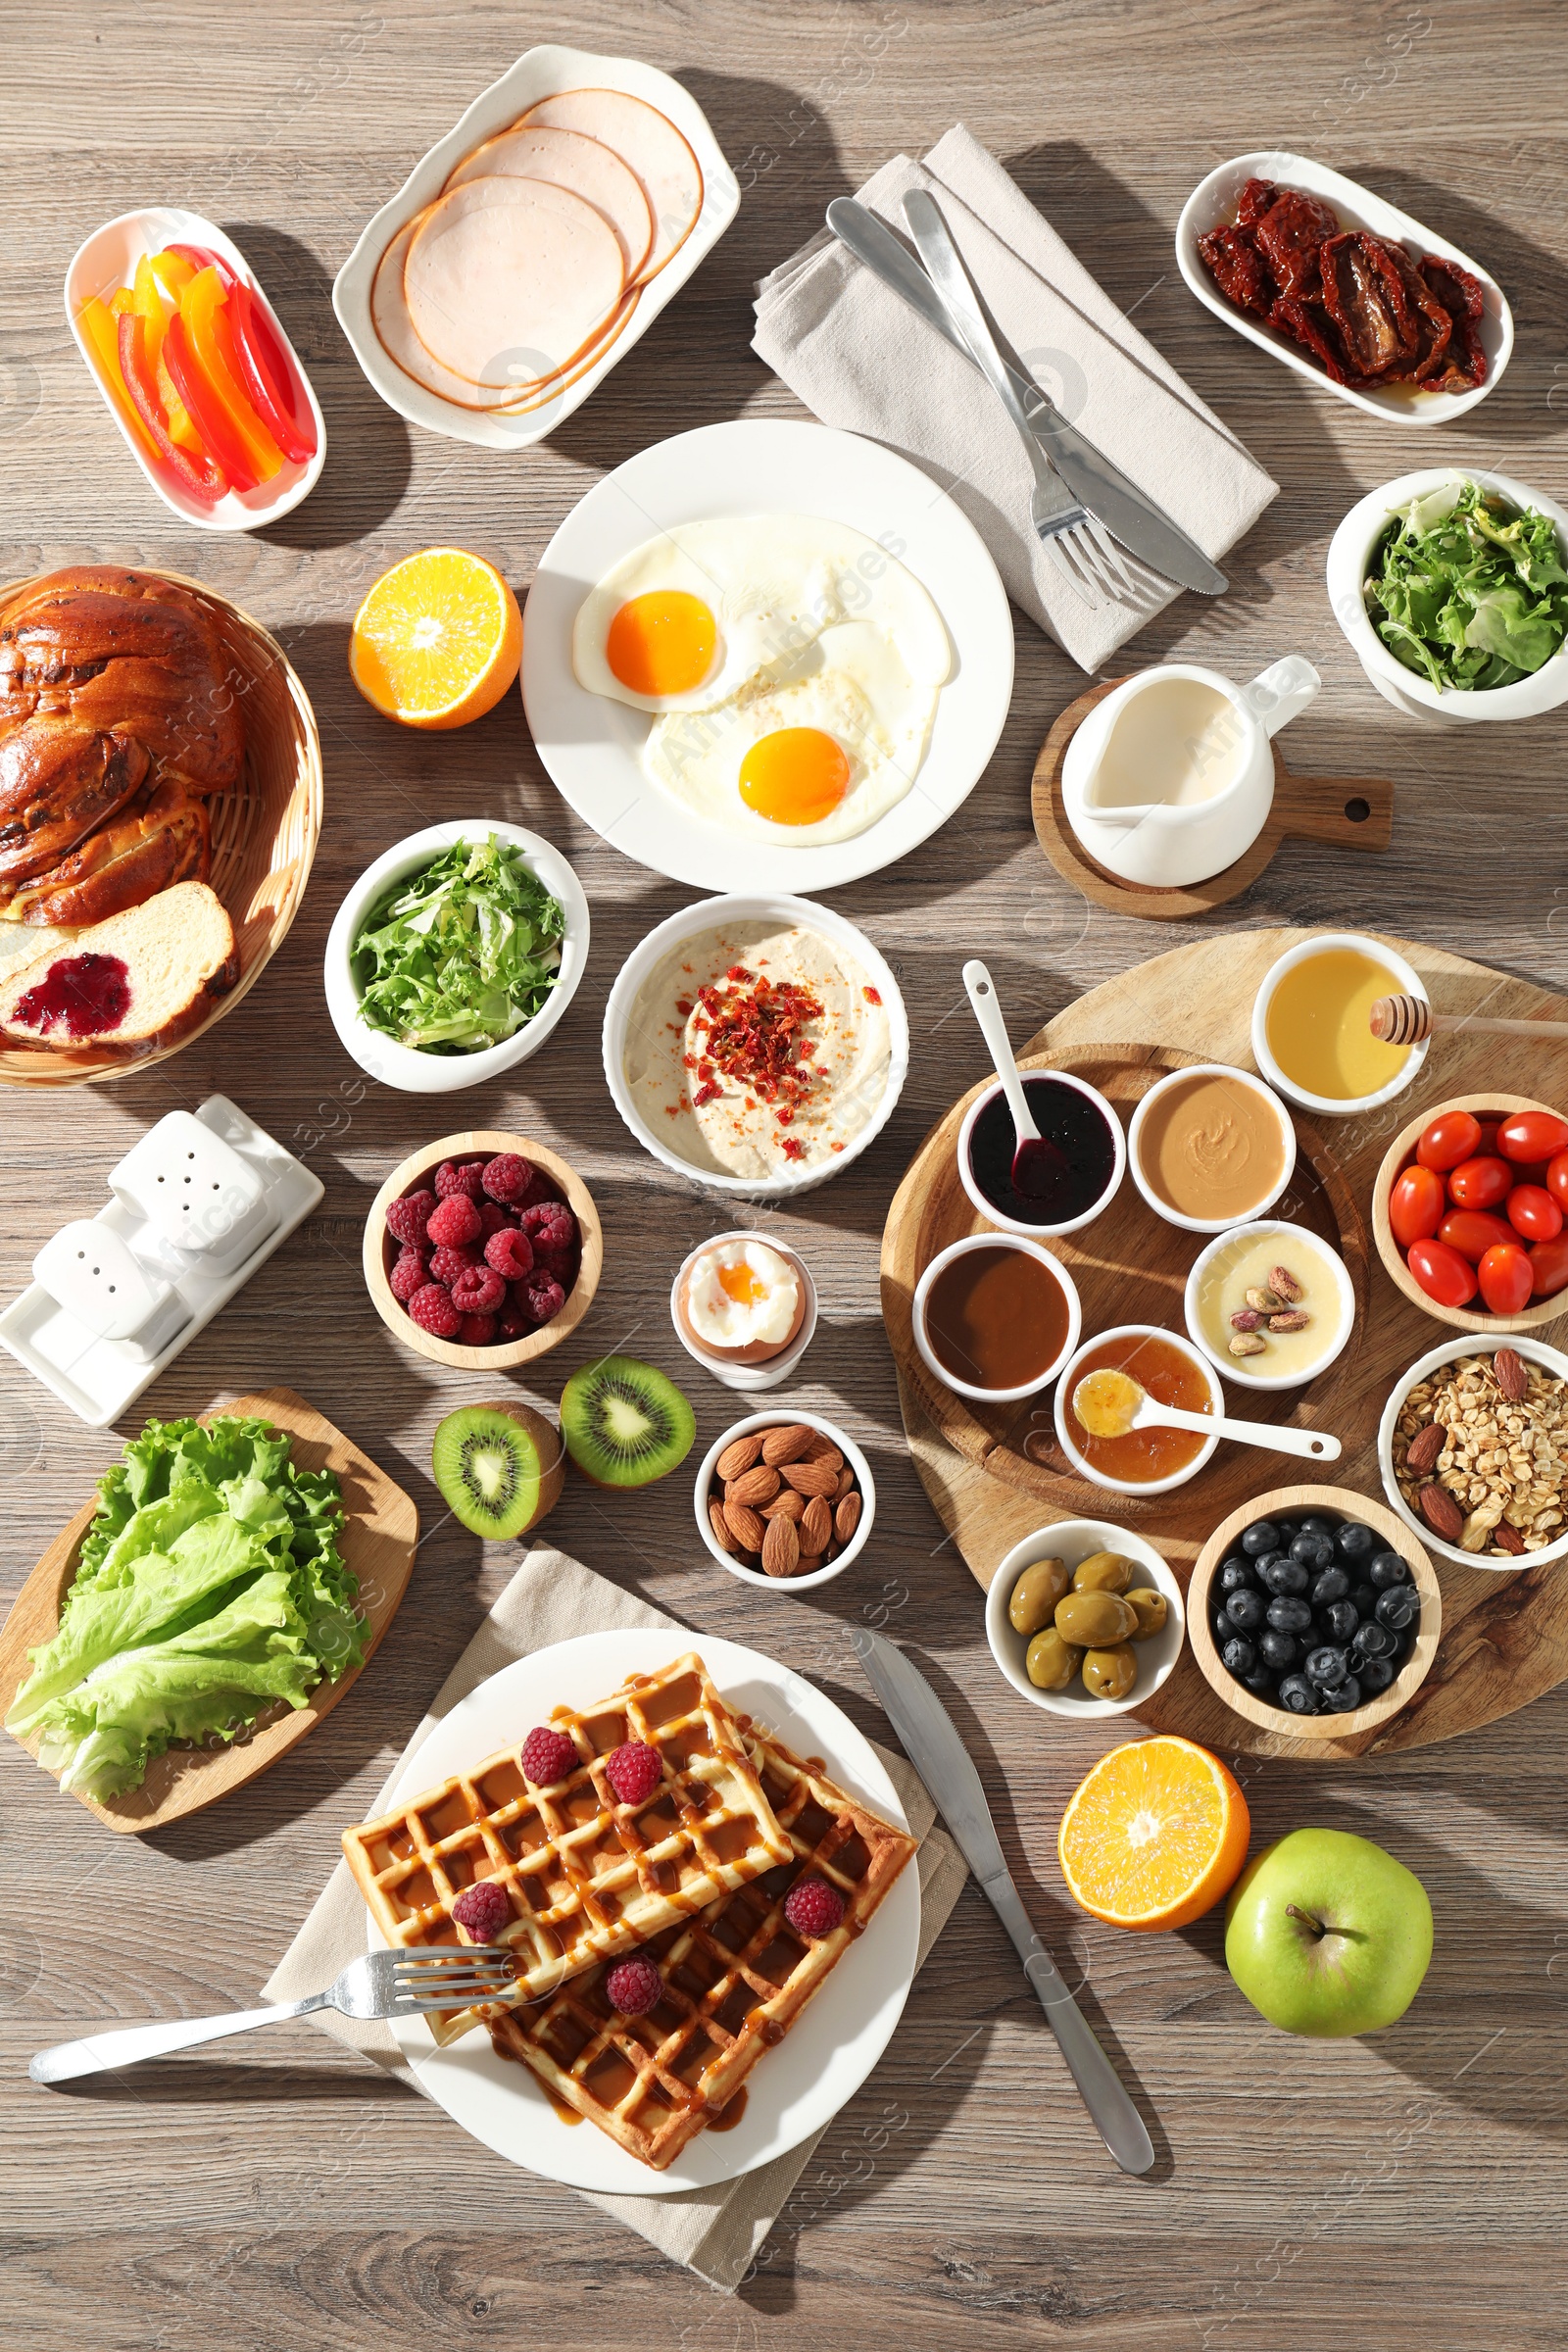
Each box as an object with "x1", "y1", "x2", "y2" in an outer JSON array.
[
  {"x1": 1176, "y1": 149, "x2": 1512, "y2": 425},
  {"x1": 332, "y1": 44, "x2": 740, "y2": 450}
]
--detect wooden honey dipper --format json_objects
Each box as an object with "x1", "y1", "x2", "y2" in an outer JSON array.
[{"x1": 1370, "y1": 994, "x2": 1568, "y2": 1047}]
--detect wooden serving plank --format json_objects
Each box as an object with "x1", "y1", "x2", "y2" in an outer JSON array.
[
  {"x1": 884, "y1": 927, "x2": 1568, "y2": 1760},
  {"x1": 0, "y1": 1386, "x2": 417, "y2": 1831}
]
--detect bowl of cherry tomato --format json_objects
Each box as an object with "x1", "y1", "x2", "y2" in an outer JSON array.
[{"x1": 1372, "y1": 1094, "x2": 1568, "y2": 1334}]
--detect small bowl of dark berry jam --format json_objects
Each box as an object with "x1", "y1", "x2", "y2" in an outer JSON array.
[
  {"x1": 912, "y1": 1233, "x2": 1082, "y2": 1404},
  {"x1": 957, "y1": 1069, "x2": 1125, "y2": 1237}
]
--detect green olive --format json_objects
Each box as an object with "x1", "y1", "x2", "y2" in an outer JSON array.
[
  {"x1": 1054, "y1": 1589, "x2": 1137, "y2": 1647},
  {"x1": 1008, "y1": 1555, "x2": 1070, "y2": 1637},
  {"x1": 1025, "y1": 1628, "x2": 1083, "y2": 1690},
  {"x1": 1070, "y1": 1549, "x2": 1133, "y2": 1595},
  {"x1": 1082, "y1": 1643, "x2": 1138, "y2": 1701},
  {"x1": 1124, "y1": 1588, "x2": 1168, "y2": 1641}
]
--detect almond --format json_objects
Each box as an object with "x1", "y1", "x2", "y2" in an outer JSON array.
[
  {"x1": 716, "y1": 1434, "x2": 764, "y2": 1482},
  {"x1": 760, "y1": 1489, "x2": 805, "y2": 1522},
  {"x1": 1404, "y1": 1421, "x2": 1446, "y2": 1475},
  {"x1": 761, "y1": 1514, "x2": 801, "y2": 1578},
  {"x1": 726, "y1": 1463, "x2": 781, "y2": 1508},
  {"x1": 834, "y1": 1491, "x2": 862, "y2": 1544},
  {"x1": 1494, "y1": 1348, "x2": 1529, "y2": 1404},
  {"x1": 724, "y1": 1498, "x2": 766, "y2": 1551},
  {"x1": 1417, "y1": 1482, "x2": 1464, "y2": 1543},
  {"x1": 708, "y1": 1500, "x2": 739, "y2": 1554},
  {"x1": 805, "y1": 1439, "x2": 844, "y2": 1472},
  {"x1": 800, "y1": 1495, "x2": 833, "y2": 1553},
  {"x1": 1494, "y1": 1521, "x2": 1527, "y2": 1555},
  {"x1": 761, "y1": 1423, "x2": 814, "y2": 1467},
  {"x1": 834, "y1": 1466, "x2": 855, "y2": 1501},
  {"x1": 781, "y1": 1458, "x2": 840, "y2": 1497}
]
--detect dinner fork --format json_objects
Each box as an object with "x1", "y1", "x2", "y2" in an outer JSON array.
[
  {"x1": 28, "y1": 1945, "x2": 519, "y2": 2085},
  {"x1": 901, "y1": 190, "x2": 1139, "y2": 611}
]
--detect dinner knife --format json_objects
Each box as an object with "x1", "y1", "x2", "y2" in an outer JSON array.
[
  {"x1": 850, "y1": 1626, "x2": 1155, "y2": 2176},
  {"x1": 824, "y1": 197, "x2": 1227, "y2": 598}
]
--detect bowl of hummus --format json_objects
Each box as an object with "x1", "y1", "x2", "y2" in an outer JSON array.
[{"x1": 604, "y1": 893, "x2": 907, "y2": 1196}]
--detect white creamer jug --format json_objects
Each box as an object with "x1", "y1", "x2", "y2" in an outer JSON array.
[{"x1": 1061, "y1": 658, "x2": 1321, "y2": 889}]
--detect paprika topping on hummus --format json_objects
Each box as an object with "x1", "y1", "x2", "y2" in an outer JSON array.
[{"x1": 622, "y1": 923, "x2": 892, "y2": 1179}]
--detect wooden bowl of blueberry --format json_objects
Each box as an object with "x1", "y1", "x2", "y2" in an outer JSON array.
[{"x1": 1189, "y1": 1486, "x2": 1442, "y2": 1742}]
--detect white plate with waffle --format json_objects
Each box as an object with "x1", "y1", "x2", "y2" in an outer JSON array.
[{"x1": 355, "y1": 1633, "x2": 920, "y2": 2192}]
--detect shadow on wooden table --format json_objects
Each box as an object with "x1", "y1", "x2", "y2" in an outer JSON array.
[{"x1": 41, "y1": 2057, "x2": 415, "y2": 2106}]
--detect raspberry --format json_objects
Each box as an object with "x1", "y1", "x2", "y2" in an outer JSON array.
[
  {"x1": 426, "y1": 1193, "x2": 481, "y2": 1249},
  {"x1": 496, "y1": 1297, "x2": 529, "y2": 1340},
  {"x1": 533, "y1": 1246, "x2": 575, "y2": 1282},
  {"x1": 452, "y1": 1880, "x2": 513, "y2": 1942},
  {"x1": 451, "y1": 1262, "x2": 506, "y2": 1314},
  {"x1": 458, "y1": 1312, "x2": 498, "y2": 1347},
  {"x1": 389, "y1": 1246, "x2": 427, "y2": 1302},
  {"x1": 477, "y1": 1200, "x2": 510, "y2": 1238},
  {"x1": 484, "y1": 1226, "x2": 535, "y2": 1282},
  {"x1": 521, "y1": 1725, "x2": 579, "y2": 1787},
  {"x1": 604, "y1": 1954, "x2": 662, "y2": 2016},
  {"x1": 604, "y1": 1741, "x2": 662, "y2": 1807},
  {"x1": 515, "y1": 1167, "x2": 561, "y2": 1211},
  {"x1": 520, "y1": 1201, "x2": 576, "y2": 1253},
  {"x1": 522, "y1": 1276, "x2": 566, "y2": 1326},
  {"x1": 407, "y1": 1282, "x2": 463, "y2": 1338},
  {"x1": 428, "y1": 1243, "x2": 478, "y2": 1288},
  {"x1": 434, "y1": 1158, "x2": 487, "y2": 1200},
  {"x1": 386, "y1": 1189, "x2": 436, "y2": 1247},
  {"x1": 482, "y1": 1152, "x2": 533, "y2": 1203},
  {"x1": 783, "y1": 1878, "x2": 845, "y2": 1938}
]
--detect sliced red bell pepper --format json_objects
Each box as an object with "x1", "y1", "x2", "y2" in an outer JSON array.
[
  {"x1": 78, "y1": 296, "x2": 165, "y2": 466},
  {"x1": 168, "y1": 241, "x2": 236, "y2": 288},
  {"x1": 161, "y1": 312, "x2": 260, "y2": 492},
  {"x1": 180, "y1": 267, "x2": 282, "y2": 480},
  {"x1": 227, "y1": 281, "x2": 315, "y2": 462},
  {"x1": 117, "y1": 313, "x2": 226, "y2": 504}
]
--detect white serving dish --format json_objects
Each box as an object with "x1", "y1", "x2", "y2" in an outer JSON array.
[
  {"x1": 669, "y1": 1233, "x2": 817, "y2": 1393},
  {"x1": 1250, "y1": 930, "x2": 1428, "y2": 1119},
  {"x1": 322, "y1": 820, "x2": 589, "y2": 1095},
  {"x1": 1053, "y1": 1323, "x2": 1224, "y2": 1496},
  {"x1": 693, "y1": 1410, "x2": 875, "y2": 1592},
  {"x1": 910, "y1": 1233, "x2": 1081, "y2": 1405},
  {"x1": 985, "y1": 1521, "x2": 1185, "y2": 1719},
  {"x1": 1176, "y1": 149, "x2": 1512, "y2": 424},
  {"x1": 520, "y1": 418, "x2": 1013, "y2": 892},
  {"x1": 1127, "y1": 1062, "x2": 1297, "y2": 1235},
  {"x1": 1184, "y1": 1217, "x2": 1355, "y2": 1393},
  {"x1": 955, "y1": 1069, "x2": 1125, "y2": 1239},
  {"x1": 64, "y1": 207, "x2": 325, "y2": 530},
  {"x1": 602, "y1": 892, "x2": 907, "y2": 1200},
  {"x1": 332, "y1": 45, "x2": 739, "y2": 450},
  {"x1": 1378, "y1": 1333, "x2": 1568, "y2": 1570},
  {"x1": 1326, "y1": 467, "x2": 1568, "y2": 725}
]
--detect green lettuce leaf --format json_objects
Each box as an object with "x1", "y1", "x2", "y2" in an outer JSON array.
[{"x1": 350, "y1": 833, "x2": 564, "y2": 1055}]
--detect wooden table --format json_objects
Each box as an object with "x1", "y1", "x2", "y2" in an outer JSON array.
[{"x1": 5, "y1": 6, "x2": 1568, "y2": 2345}]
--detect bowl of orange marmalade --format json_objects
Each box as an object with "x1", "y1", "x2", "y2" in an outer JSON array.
[{"x1": 1054, "y1": 1324, "x2": 1222, "y2": 1494}]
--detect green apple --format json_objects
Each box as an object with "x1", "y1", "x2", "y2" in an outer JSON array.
[{"x1": 1224, "y1": 1827, "x2": 1433, "y2": 2037}]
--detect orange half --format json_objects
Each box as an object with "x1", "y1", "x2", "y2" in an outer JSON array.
[
  {"x1": 1057, "y1": 1735, "x2": 1250, "y2": 1932},
  {"x1": 350, "y1": 547, "x2": 522, "y2": 730}
]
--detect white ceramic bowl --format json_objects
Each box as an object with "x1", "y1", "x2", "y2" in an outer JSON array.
[
  {"x1": 602, "y1": 893, "x2": 907, "y2": 1200},
  {"x1": 985, "y1": 1521, "x2": 1186, "y2": 1719},
  {"x1": 65, "y1": 208, "x2": 325, "y2": 530},
  {"x1": 1251, "y1": 930, "x2": 1429, "y2": 1119},
  {"x1": 323, "y1": 820, "x2": 589, "y2": 1094},
  {"x1": 1054, "y1": 1323, "x2": 1224, "y2": 1496},
  {"x1": 956, "y1": 1069, "x2": 1125, "y2": 1239},
  {"x1": 1378, "y1": 1332, "x2": 1568, "y2": 1570},
  {"x1": 1126, "y1": 1062, "x2": 1296, "y2": 1235},
  {"x1": 910, "y1": 1233, "x2": 1082, "y2": 1406},
  {"x1": 668, "y1": 1233, "x2": 818, "y2": 1394},
  {"x1": 1176, "y1": 148, "x2": 1512, "y2": 425},
  {"x1": 1184, "y1": 1217, "x2": 1355, "y2": 1393},
  {"x1": 693, "y1": 1410, "x2": 875, "y2": 1592},
  {"x1": 1326, "y1": 467, "x2": 1568, "y2": 725}
]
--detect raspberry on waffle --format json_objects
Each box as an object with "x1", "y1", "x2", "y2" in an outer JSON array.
[
  {"x1": 341, "y1": 1654, "x2": 792, "y2": 2046},
  {"x1": 487, "y1": 1725, "x2": 917, "y2": 2168}
]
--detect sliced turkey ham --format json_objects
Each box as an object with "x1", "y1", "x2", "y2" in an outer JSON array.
[
  {"x1": 404, "y1": 176, "x2": 624, "y2": 391},
  {"x1": 518, "y1": 88, "x2": 703, "y2": 280},
  {"x1": 446, "y1": 124, "x2": 654, "y2": 281}
]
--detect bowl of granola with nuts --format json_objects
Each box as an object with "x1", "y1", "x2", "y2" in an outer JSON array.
[{"x1": 1379, "y1": 1336, "x2": 1568, "y2": 1567}]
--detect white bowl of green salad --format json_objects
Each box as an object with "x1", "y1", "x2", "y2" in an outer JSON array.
[
  {"x1": 1327, "y1": 467, "x2": 1568, "y2": 723},
  {"x1": 324, "y1": 821, "x2": 589, "y2": 1094}
]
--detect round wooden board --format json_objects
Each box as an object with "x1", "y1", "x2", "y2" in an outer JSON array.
[{"x1": 883, "y1": 926, "x2": 1568, "y2": 1761}]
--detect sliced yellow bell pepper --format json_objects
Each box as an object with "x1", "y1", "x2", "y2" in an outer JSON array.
[
  {"x1": 129, "y1": 254, "x2": 202, "y2": 451},
  {"x1": 148, "y1": 248, "x2": 195, "y2": 309},
  {"x1": 109, "y1": 286, "x2": 134, "y2": 318},
  {"x1": 77, "y1": 294, "x2": 164, "y2": 466},
  {"x1": 178, "y1": 265, "x2": 282, "y2": 482}
]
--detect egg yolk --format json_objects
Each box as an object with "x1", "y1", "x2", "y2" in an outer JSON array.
[
  {"x1": 738, "y1": 727, "x2": 851, "y2": 826},
  {"x1": 606, "y1": 590, "x2": 717, "y2": 697},
  {"x1": 717, "y1": 1262, "x2": 768, "y2": 1307}
]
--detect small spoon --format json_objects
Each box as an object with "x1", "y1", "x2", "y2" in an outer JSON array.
[
  {"x1": 962, "y1": 958, "x2": 1067, "y2": 1200},
  {"x1": 1072, "y1": 1367, "x2": 1342, "y2": 1464}
]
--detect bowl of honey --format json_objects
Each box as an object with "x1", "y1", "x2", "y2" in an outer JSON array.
[
  {"x1": 1251, "y1": 931, "x2": 1429, "y2": 1118},
  {"x1": 1053, "y1": 1324, "x2": 1223, "y2": 1494},
  {"x1": 911, "y1": 1234, "x2": 1082, "y2": 1404}
]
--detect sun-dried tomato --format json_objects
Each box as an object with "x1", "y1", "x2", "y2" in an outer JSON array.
[{"x1": 684, "y1": 964, "x2": 827, "y2": 1126}]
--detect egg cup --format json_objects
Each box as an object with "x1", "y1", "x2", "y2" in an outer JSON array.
[{"x1": 668, "y1": 1232, "x2": 818, "y2": 1393}]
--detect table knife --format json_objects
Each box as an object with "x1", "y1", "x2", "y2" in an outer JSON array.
[
  {"x1": 825, "y1": 197, "x2": 1227, "y2": 598},
  {"x1": 850, "y1": 1626, "x2": 1155, "y2": 2176}
]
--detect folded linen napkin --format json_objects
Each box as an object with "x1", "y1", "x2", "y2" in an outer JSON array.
[
  {"x1": 753, "y1": 124, "x2": 1277, "y2": 671},
  {"x1": 264, "y1": 1544, "x2": 968, "y2": 2292}
]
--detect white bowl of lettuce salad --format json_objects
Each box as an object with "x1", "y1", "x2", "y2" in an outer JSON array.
[
  {"x1": 324, "y1": 821, "x2": 589, "y2": 1094},
  {"x1": 1327, "y1": 467, "x2": 1568, "y2": 723}
]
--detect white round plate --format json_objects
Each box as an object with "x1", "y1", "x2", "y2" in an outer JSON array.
[
  {"x1": 374, "y1": 1628, "x2": 919, "y2": 2194},
  {"x1": 520, "y1": 419, "x2": 1014, "y2": 890}
]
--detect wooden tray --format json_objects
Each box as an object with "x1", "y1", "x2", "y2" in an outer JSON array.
[
  {"x1": 0, "y1": 1387, "x2": 417, "y2": 1831},
  {"x1": 883, "y1": 927, "x2": 1568, "y2": 1760},
  {"x1": 1031, "y1": 679, "x2": 1394, "y2": 921}
]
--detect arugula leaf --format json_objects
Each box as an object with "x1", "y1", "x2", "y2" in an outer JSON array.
[
  {"x1": 1364, "y1": 478, "x2": 1568, "y2": 692},
  {"x1": 351, "y1": 834, "x2": 565, "y2": 1055}
]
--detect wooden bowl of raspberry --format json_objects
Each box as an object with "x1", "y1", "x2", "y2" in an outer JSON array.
[{"x1": 363, "y1": 1130, "x2": 602, "y2": 1369}]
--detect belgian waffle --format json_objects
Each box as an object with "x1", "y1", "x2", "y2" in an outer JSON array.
[
  {"x1": 341, "y1": 1654, "x2": 792, "y2": 2045},
  {"x1": 488, "y1": 1724, "x2": 918, "y2": 2168}
]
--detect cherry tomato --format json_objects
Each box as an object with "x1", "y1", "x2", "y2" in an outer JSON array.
[
  {"x1": 1531, "y1": 1232, "x2": 1568, "y2": 1299},
  {"x1": 1415, "y1": 1110, "x2": 1482, "y2": 1172},
  {"x1": 1507, "y1": 1184, "x2": 1563, "y2": 1244},
  {"x1": 1439, "y1": 1208, "x2": 1516, "y2": 1263},
  {"x1": 1389, "y1": 1163, "x2": 1446, "y2": 1248},
  {"x1": 1547, "y1": 1152, "x2": 1568, "y2": 1212},
  {"x1": 1446, "y1": 1155, "x2": 1514, "y2": 1211},
  {"x1": 1478, "y1": 1241, "x2": 1534, "y2": 1316},
  {"x1": 1407, "y1": 1237, "x2": 1479, "y2": 1308},
  {"x1": 1498, "y1": 1111, "x2": 1568, "y2": 1164}
]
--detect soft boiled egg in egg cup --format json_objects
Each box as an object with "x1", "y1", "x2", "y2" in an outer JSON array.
[
  {"x1": 569, "y1": 514, "x2": 952, "y2": 848},
  {"x1": 669, "y1": 1232, "x2": 818, "y2": 1392}
]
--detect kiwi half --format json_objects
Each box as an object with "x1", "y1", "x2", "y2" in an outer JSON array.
[
  {"x1": 559, "y1": 1354, "x2": 696, "y2": 1489},
  {"x1": 431, "y1": 1401, "x2": 564, "y2": 1540}
]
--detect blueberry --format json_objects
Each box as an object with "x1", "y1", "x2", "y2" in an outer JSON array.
[
  {"x1": 1369, "y1": 1549, "x2": 1411, "y2": 1590},
  {"x1": 1357, "y1": 1656, "x2": 1396, "y2": 1693},
  {"x1": 1226, "y1": 1588, "x2": 1267, "y2": 1632},
  {"x1": 1319, "y1": 1674, "x2": 1363, "y2": 1712},
  {"x1": 1259, "y1": 1554, "x2": 1309, "y2": 1595},
  {"x1": 1311, "y1": 1566, "x2": 1350, "y2": 1606},
  {"x1": 1290, "y1": 1532, "x2": 1336, "y2": 1571},
  {"x1": 1279, "y1": 1673, "x2": 1320, "y2": 1714},
  {"x1": 1335, "y1": 1521, "x2": 1376, "y2": 1561},
  {"x1": 1351, "y1": 1617, "x2": 1396, "y2": 1660},
  {"x1": 1242, "y1": 1666, "x2": 1277, "y2": 1695},
  {"x1": 1218, "y1": 1555, "x2": 1256, "y2": 1594},
  {"x1": 1376, "y1": 1585, "x2": 1420, "y2": 1632},
  {"x1": 1241, "y1": 1520, "x2": 1282, "y2": 1557},
  {"x1": 1221, "y1": 1637, "x2": 1257, "y2": 1678},
  {"x1": 1298, "y1": 1515, "x2": 1338, "y2": 1540},
  {"x1": 1321, "y1": 1599, "x2": 1360, "y2": 1642},
  {"x1": 1259, "y1": 1629, "x2": 1299, "y2": 1671},
  {"x1": 1305, "y1": 1643, "x2": 1349, "y2": 1686},
  {"x1": 1348, "y1": 1582, "x2": 1380, "y2": 1621},
  {"x1": 1266, "y1": 1595, "x2": 1312, "y2": 1634},
  {"x1": 1212, "y1": 1613, "x2": 1238, "y2": 1651}
]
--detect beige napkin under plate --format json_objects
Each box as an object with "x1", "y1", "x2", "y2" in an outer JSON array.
[
  {"x1": 264, "y1": 1545, "x2": 968, "y2": 2293},
  {"x1": 753, "y1": 124, "x2": 1277, "y2": 670}
]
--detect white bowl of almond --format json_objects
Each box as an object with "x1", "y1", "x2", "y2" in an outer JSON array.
[
  {"x1": 1379, "y1": 1335, "x2": 1568, "y2": 1568},
  {"x1": 694, "y1": 1411, "x2": 874, "y2": 1590}
]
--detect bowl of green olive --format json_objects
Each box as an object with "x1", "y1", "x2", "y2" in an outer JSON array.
[{"x1": 985, "y1": 1519, "x2": 1185, "y2": 1718}]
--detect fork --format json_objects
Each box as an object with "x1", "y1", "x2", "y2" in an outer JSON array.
[
  {"x1": 28, "y1": 1946, "x2": 519, "y2": 2085},
  {"x1": 901, "y1": 190, "x2": 1139, "y2": 611}
]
